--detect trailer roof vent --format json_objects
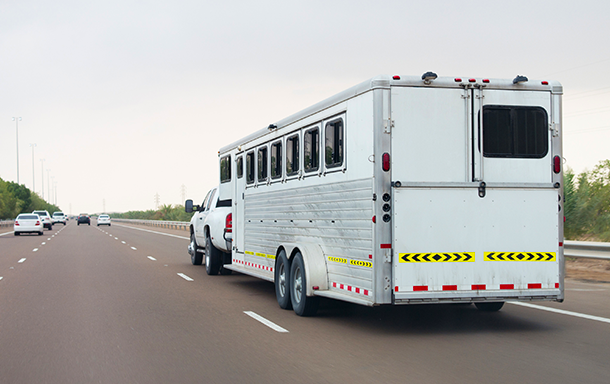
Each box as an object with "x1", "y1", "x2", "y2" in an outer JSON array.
[
  {"x1": 267, "y1": 124, "x2": 277, "y2": 131},
  {"x1": 421, "y1": 71, "x2": 437, "y2": 84},
  {"x1": 513, "y1": 75, "x2": 528, "y2": 84}
]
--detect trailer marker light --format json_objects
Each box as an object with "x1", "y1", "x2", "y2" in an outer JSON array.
[
  {"x1": 372, "y1": 216, "x2": 376, "y2": 223},
  {"x1": 469, "y1": 78, "x2": 476, "y2": 83},
  {"x1": 312, "y1": 286, "x2": 319, "y2": 290},
  {"x1": 559, "y1": 242, "x2": 563, "y2": 247},
  {"x1": 369, "y1": 254, "x2": 372, "y2": 259},
  {"x1": 442, "y1": 285, "x2": 457, "y2": 291},
  {"x1": 395, "y1": 286, "x2": 399, "y2": 292},
  {"x1": 528, "y1": 283, "x2": 542, "y2": 289},
  {"x1": 413, "y1": 285, "x2": 428, "y2": 291},
  {"x1": 382, "y1": 152, "x2": 390, "y2": 171},
  {"x1": 553, "y1": 156, "x2": 561, "y2": 173},
  {"x1": 472, "y1": 284, "x2": 486, "y2": 290},
  {"x1": 482, "y1": 79, "x2": 490, "y2": 83},
  {"x1": 541, "y1": 81, "x2": 549, "y2": 85},
  {"x1": 454, "y1": 78, "x2": 462, "y2": 82},
  {"x1": 393, "y1": 75, "x2": 401, "y2": 80},
  {"x1": 555, "y1": 283, "x2": 560, "y2": 288},
  {"x1": 500, "y1": 284, "x2": 514, "y2": 290},
  {"x1": 380, "y1": 243, "x2": 391, "y2": 249}
]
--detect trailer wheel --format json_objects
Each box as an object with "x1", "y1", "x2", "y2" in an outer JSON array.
[
  {"x1": 290, "y1": 252, "x2": 319, "y2": 316},
  {"x1": 190, "y1": 232, "x2": 203, "y2": 265},
  {"x1": 475, "y1": 302, "x2": 504, "y2": 312},
  {"x1": 274, "y1": 250, "x2": 292, "y2": 310},
  {"x1": 205, "y1": 232, "x2": 221, "y2": 275}
]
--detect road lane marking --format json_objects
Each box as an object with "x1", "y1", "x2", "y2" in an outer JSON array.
[
  {"x1": 244, "y1": 311, "x2": 289, "y2": 333},
  {"x1": 131, "y1": 247, "x2": 137, "y2": 250},
  {"x1": 147, "y1": 256, "x2": 156, "y2": 261},
  {"x1": 509, "y1": 301, "x2": 610, "y2": 325},
  {"x1": 121, "y1": 241, "x2": 126, "y2": 244},
  {"x1": 177, "y1": 273, "x2": 194, "y2": 281},
  {"x1": 115, "y1": 237, "x2": 118, "y2": 240},
  {"x1": 0, "y1": 277, "x2": 3, "y2": 281},
  {"x1": 112, "y1": 223, "x2": 189, "y2": 240},
  {"x1": 32, "y1": 248, "x2": 38, "y2": 252},
  {"x1": 18, "y1": 258, "x2": 26, "y2": 263},
  {"x1": 47, "y1": 238, "x2": 51, "y2": 240},
  {"x1": 0, "y1": 232, "x2": 14, "y2": 237},
  {"x1": 42, "y1": 242, "x2": 46, "y2": 245}
]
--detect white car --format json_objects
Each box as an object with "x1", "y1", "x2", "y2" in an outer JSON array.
[
  {"x1": 14, "y1": 214, "x2": 44, "y2": 236},
  {"x1": 97, "y1": 214, "x2": 111, "y2": 226},
  {"x1": 32, "y1": 210, "x2": 53, "y2": 230},
  {"x1": 52, "y1": 211, "x2": 67, "y2": 225}
]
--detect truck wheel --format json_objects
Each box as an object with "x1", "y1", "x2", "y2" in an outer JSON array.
[
  {"x1": 290, "y1": 252, "x2": 319, "y2": 316},
  {"x1": 205, "y1": 232, "x2": 221, "y2": 275},
  {"x1": 190, "y1": 232, "x2": 203, "y2": 265},
  {"x1": 475, "y1": 302, "x2": 504, "y2": 312},
  {"x1": 275, "y1": 250, "x2": 292, "y2": 310}
]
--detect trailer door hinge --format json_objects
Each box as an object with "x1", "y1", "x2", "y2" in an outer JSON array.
[
  {"x1": 384, "y1": 119, "x2": 394, "y2": 134},
  {"x1": 384, "y1": 249, "x2": 392, "y2": 263},
  {"x1": 550, "y1": 123, "x2": 559, "y2": 137}
]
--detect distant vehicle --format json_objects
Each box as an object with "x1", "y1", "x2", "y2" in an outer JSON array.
[
  {"x1": 52, "y1": 212, "x2": 67, "y2": 225},
  {"x1": 14, "y1": 214, "x2": 43, "y2": 236},
  {"x1": 97, "y1": 214, "x2": 111, "y2": 226},
  {"x1": 32, "y1": 210, "x2": 53, "y2": 230},
  {"x1": 185, "y1": 187, "x2": 233, "y2": 275},
  {"x1": 77, "y1": 214, "x2": 90, "y2": 226}
]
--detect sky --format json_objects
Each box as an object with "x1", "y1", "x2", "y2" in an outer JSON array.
[{"x1": 1, "y1": 0, "x2": 610, "y2": 215}]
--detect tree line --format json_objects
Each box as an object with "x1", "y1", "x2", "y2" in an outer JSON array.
[
  {"x1": 0, "y1": 177, "x2": 60, "y2": 219},
  {"x1": 111, "y1": 204, "x2": 192, "y2": 222}
]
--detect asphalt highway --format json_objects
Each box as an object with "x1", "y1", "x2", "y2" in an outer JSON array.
[{"x1": 1, "y1": 222, "x2": 609, "y2": 384}]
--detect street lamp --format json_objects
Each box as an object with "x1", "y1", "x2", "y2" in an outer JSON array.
[
  {"x1": 40, "y1": 159, "x2": 45, "y2": 199},
  {"x1": 12, "y1": 117, "x2": 21, "y2": 184},
  {"x1": 30, "y1": 143, "x2": 36, "y2": 192},
  {"x1": 47, "y1": 170, "x2": 51, "y2": 203}
]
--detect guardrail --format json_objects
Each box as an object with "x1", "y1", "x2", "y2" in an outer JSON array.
[
  {"x1": 0, "y1": 220, "x2": 13, "y2": 228},
  {"x1": 111, "y1": 218, "x2": 189, "y2": 231},
  {"x1": 564, "y1": 240, "x2": 610, "y2": 261}
]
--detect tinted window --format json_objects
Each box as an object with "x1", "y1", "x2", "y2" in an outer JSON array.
[
  {"x1": 236, "y1": 156, "x2": 243, "y2": 179},
  {"x1": 220, "y1": 155, "x2": 231, "y2": 183},
  {"x1": 246, "y1": 152, "x2": 255, "y2": 184},
  {"x1": 271, "y1": 141, "x2": 282, "y2": 179},
  {"x1": 483, "y1": 106, "x2": 548, "y2": 158},
  {"x1": 18, "y1": 215, "x2": 38, "y2": 220},
  {"x1": 286, "y1": 134, "x2": 299, "y2": 176},
  {"x1": 258, "y1": 146, "x2": 268, "y2": 182},
  {"x1": 304, "y1": 128, "x2": 319, "y2": 172},
  {"x1": 325, "y1": 118, "x2": 344, "y2": 167}
]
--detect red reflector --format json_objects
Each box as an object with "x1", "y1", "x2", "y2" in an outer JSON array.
[
  {"x1": 372, "y1": 216, "x2": 376, "y2": 223},
  {"x1": 382, "y1": 152, "x2": 390, "y2": 172},
  {"x1": 312, "y1": 286, "x2": 319, "y2": 290},
  {"x1": 541, "y1": 81, "x2": 549, "y2": 85},
  {"x1": 368, "y1": 254, "x2": 372, "y2": 259},
  {"x1": 469, "y1": 78, "x2": 476, "y2": 83},
  {"x1": 500, "y1": 284, "x2": 514, "y2": 290},
  {"x1": 442, "y1": 285, "x2": 457, "y2": 291},
  {"x1": 395, "y1": 286, "x2": 399, "y2": 292},
  {"x1": 559, "y1": 242, "x2": 563, "y2": 247},
  {"x1": 555, "y1": 283, "x2": 559, "y2": 288},
  {"x1": 564, "y1": 216, "x2": 566, "y2": 222},
  {"x1": 472, "y1": 284, "x2": 486, "y2": 290},
  {"x1": 392, "y1": 75, "x2": 401, "y2": 80},
  {"x1": 528, "y1": 283, "x2": 542, "y2": 289},
  {"x1": 482, "y1": 79, "x2": 490, "y2": 83},
  {"x1": 380, "y1": 243, "x2": 391, "y2": 249},
  {"x1": 413, "y1": 286, "x2": 428, "y2": 291},
  {"x1": 454, "y1": 78, "x2": 462, "y2": 82},
  {"x1": 553, "y1": 155, "x2": 561, "y2": 173}
]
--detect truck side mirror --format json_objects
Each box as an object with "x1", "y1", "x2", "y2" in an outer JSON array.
[{"x1": 185, "y1": 199, "x2": 194, "y2": 213}]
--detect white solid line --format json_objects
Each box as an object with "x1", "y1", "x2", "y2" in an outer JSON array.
[
  {"x1": 131, "y1": 247, "x2": 137, "y2": 250},
  {"x1": 18, "y1": 258, "x2": 26, "y2": 263},
  {"x1": 147, "y1": 256, "x2": 156, "y2": 261},
  {"x1": 0, "y1": 277, "x2": 3, "y2": 281},
  {"x1": 0, "y1": 231, "x2": 14, "y2": 237},
  {"x1": 112, "y1": 223, "x2": 189, "y2": 240},
  {"x1": 244, "y1": 311, "x2": 289, "y2": 333},
  {"x1": 177, "y1": 273, "x2": 194, "y2": 281},
  {"x1": 508, "y1": 301, "x2": 610, "y2": 325}
]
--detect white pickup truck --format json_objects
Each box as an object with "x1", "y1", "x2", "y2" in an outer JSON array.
[{"x1": 185, "y1": 187, "x2": 233, "y2": 275}]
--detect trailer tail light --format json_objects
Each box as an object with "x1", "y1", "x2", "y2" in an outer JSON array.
[
  {"x1": 553, "y1": 156, "x2": 561, "y2": 173},
  {"x1": 225, "y1": 213, "x2": 232, "y2": 233},
  {"x1": 382, "y1": 153, "x2": 390, "y2": 172}
]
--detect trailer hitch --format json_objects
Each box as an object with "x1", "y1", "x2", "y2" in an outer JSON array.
[{"x1": 478, "y1": 181, "x2": 486, "y2": 198}]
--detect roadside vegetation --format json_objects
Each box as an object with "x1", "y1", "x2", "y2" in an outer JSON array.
[
  {"x1": 0, "y1": 177, "x2": 60, "y2": 220},
  {"x1": 111, "y1": 204, "x2": 192, "y2": 222}
]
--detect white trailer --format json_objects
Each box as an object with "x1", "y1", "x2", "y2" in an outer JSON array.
[{"x1": 216, "y1": 73, "x2": 564, "y2": 316}]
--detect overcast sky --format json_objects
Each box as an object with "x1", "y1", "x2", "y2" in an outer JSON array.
[{"x1": 2, "y1": 0, "x2": 609, "y2": 215}]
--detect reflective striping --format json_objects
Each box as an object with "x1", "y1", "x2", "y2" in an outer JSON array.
[
  {"x1": 255, "y1": 252, "x2": 266, "y2": 258},
  {"x1": 234, "y1": 259, "x2": 273, "y2": 272},
  {"x1": 246, "y1": 250, "x2": 276, "y2": 260},
  {"x1": 350, "y1": 260, "x2": 372, "y2": 268},
  {"x1": 399, "y1": 252, "x2": 474, "y2": 263},
  {"x1": 245, "y1": 251, "x2": 254, "y2": 255},
  {"x1": 266, "y1": 254, "x2": 276, "y2": 260},
  {"x1": 332, "y1": 282, "x2": 372, "y2": 297},
  {"x1": 328, "y1": 256, "x2": 372, "y2": 268},
  {"x1": 328, "y1": 256, "x2": 347, "y2": 264},
  {"x1": 395, "y1": 282, "x2": 558, "y2": 292},
  {"x1": 484, "y1": 252, "x2": 556, "y2": 261}
]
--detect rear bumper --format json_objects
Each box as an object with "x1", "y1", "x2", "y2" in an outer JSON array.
[{"x1": 394, "y1": 289, "x2": 562, "y2": 304}]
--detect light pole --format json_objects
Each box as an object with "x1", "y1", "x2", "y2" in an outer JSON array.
[
  {"x1": 50, "y1": 176, "x2": 54, "y2": 205},
  {"x1": 40, "y1": 159, "x2": 45, "y2": 199},
  {"x1": 12, "y1": 117, "x2": 21, "y2": 184},
  {"x1": 54, "y1": 181, "x2": 57, "y2": 206},
  {"x1": 47, "y1": 170, "x2": 51, "y2": 203},
  {"x1": 30, "y1": 143, "x2": 36, "y2": 192}
]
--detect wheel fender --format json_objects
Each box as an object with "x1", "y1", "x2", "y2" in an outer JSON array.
[{"x1": 282, "y1": 243, "x2": 328, "y2": 296}]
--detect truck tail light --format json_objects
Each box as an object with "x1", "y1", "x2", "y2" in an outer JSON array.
[
  {"x1": 553, "y1": 156, "x2": 561, "y2": 174},
  {"x1": 225, "y1": 213, "x2": 232, "y2": 233},
  {"x1": 382, "y1": 153, "x2": 390, "y2": 172}
]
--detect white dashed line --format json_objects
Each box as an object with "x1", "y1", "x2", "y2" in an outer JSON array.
[
  {"x1": 114, "y1": 237, "x2": 118, "y2": 240},
  {"x1": 509, "y1": 301, "x2": 610, "y2": 325},
  {"x1": 18, "y1": 258, "x2": 26, "y2": 263},
  {"x1": 41, "y1": 242, "x2": 46, "y2": 245},
  {"x1": 177, "y1": 273, "x2": 194, "y2": 281},
  {"x1": 244, "y1": 311, "x2": 289, "y2": 333},
  {"x1": 121, "y1": 241, "x2": 126, "y2": 244},
  {"x1": 131, "y1": 247, "x2": 137, "y2": 250},
  {"x1": 32, "y1": 248, "x2": 38, "y2": 252},
  {"x1": 0, "y1": 277, "x2": 3, "y2": 281},
  {"x1": 147, "y1": 256, "x2": 156, "y2": 261},
  {"x1": 47, "y1": 238, "x2": 51, "y2": 240}
]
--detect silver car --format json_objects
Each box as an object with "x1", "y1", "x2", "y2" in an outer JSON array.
[
  {"x1": 97, "y1": 214, "x2": 111, "y2": 226},
  {"x1": 32, "y1": 210, "x2": 53, "y2": 230},
  {"x1": 14, "y1": 214, "x2": 44, "y2": 236}
]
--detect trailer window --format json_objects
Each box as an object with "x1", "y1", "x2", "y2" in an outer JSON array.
[
  {"x1": 236, "y1": 156, "x2": 243, "y2": 179},
  {"x1": 220, "y1": 155, "x2": 231, "y2": 183},
  {"x1": 258, "y1": 146, "x2": 268, "y2": 182},
  {"x1": 325, "y1": 118, "x2": 344, "y2": 168},
  {"x1": 246, "y1": 151, "x2": 254, "y2": 184},
  {"x1": 271, "y1": 141, "x2": 282, "y2": 179},
  {"x1": 483, "y1": 106, "x2": 548, "y2": 158},
  {"x1": 304, "y1": 128, "x2": 319, "y2": 172},
  {"x1": 286, "y1": 134, "x2": 299, "y2": 176}
]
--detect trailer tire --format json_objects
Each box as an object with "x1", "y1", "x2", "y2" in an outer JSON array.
[
  {"x1": 205, "y1": 232, "x2": 221, "y2": 275},
  {"x1": 190, "y1": 232, "x2": 203, "y2": 265},
  {"x1": 274, "y1": 250, "x2": 292, "y2": 310},
  {"x1": 290, "y1": 252, "x2": 319, "y2": 316},
  {"x1": 475, "y1": 302, "x2": 504, "y2": 312}
]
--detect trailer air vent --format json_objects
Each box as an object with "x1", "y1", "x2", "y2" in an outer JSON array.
[
  {"x1": 383, "y1": 203, "x2": 391, "y2": 212},
  {"x1": 513, "y1": 75, "x2": 528, "y2": 84},
  {"x1": 421, "y1": 71, "x2": 437, "y2": 84},
  {"x1": 382, "y1": 193, "x2": 391, "y2": 202},
  {"x1": 383, "y1": 214, "x2": 391, "y2": 222}
]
